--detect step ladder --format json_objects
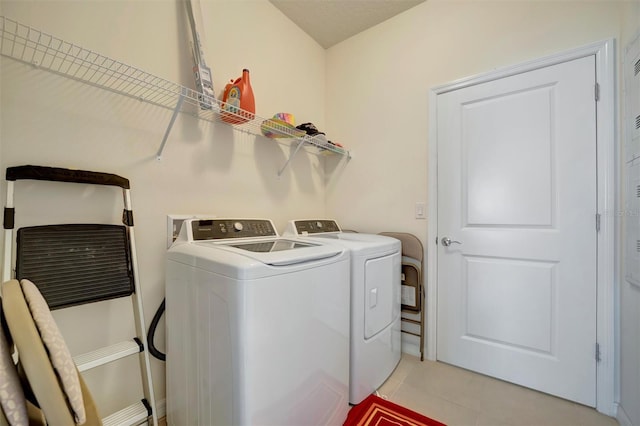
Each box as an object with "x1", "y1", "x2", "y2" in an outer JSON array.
[{"x1": 2, "y1": 165, "x2": 158, "y2": 426}]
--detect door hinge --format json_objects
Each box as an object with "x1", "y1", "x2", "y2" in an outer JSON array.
[
  {"x1": 595, "y1": 343, "x2": 601, "y2": 363},
  {"x1": 596, "y1": 213, "x2": 601, "y2": 232},
  {"x1": 594, "y1": 83, "x2": 600, "y2": 101}
]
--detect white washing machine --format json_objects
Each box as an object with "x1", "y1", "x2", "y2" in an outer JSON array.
[
  {"x1": 283, "y1": 219, "x2": 402, "y2": 405},
  {"x1": 166, "y1": 218, "x2": 351, "y2": 425}
]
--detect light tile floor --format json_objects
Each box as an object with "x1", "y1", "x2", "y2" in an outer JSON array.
[{"x1": 377, "y1": 354, "x2": 619, "y2": 426}]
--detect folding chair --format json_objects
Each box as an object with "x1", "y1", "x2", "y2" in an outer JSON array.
[{"x1": 379, "y1": 232, "x2": 425, "y2": 361}]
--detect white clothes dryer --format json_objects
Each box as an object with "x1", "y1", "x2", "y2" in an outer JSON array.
[
  {"x1": 284, "y1": 219, "x2": 402, "y2": 405},
  {"x1": 166, "y1": 218, "x2": 351, "y2": 425}
]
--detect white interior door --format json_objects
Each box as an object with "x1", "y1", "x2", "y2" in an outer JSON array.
[{"x1": 436, "y1": 55, "x2": 597, "y2": 406}]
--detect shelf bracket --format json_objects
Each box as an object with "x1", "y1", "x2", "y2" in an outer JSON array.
[
  {"x1": 277, "y1": 139, "x2": 307, "y2": 177},
  {"x1": 156, "y1": 88, "x2": 187, "y2": 160}
]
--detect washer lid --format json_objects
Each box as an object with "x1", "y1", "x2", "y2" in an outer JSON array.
[
  {"x1": 283, "y1": 220, "x2": 401, "y2": 257},
  {"x1": 227, "y1": 239, "x2": 313, "y2": 252},
  {"x1": 196, "y1": 238, "x2": 344, "y2": 266}
]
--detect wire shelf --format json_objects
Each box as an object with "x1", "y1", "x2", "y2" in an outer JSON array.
[{"x1": 0, "y1": 16, "x2": 349, "y2": 166}]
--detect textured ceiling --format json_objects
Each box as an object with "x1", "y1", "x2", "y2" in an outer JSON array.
[{"x1": 269, "y1": 0, "x2": 426, "y2": 49}]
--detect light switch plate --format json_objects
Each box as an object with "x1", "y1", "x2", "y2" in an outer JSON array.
[{"x1": 415, "y1": 202, "x2": 427, "y2": 219}]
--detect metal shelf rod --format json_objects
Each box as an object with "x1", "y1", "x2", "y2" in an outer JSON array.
[{"x1": 157, "y1": 89, "x2": 187, "y2": 160}]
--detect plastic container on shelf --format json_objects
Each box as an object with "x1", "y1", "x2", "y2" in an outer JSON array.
[{"x1": 220, "y1": 69, "x2": 255, "y2": 124}]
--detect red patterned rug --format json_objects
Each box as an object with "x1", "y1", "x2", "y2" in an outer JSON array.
[{"x1": 343, "y1": 394, "x2": 446, "y2": 426}]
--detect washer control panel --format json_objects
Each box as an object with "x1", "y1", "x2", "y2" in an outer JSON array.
[
  {"x1": 191, "y1": 219, "x2": 277, "y2": 240},
  {"x1": 293, "y1": 220, "x2": 341, "y2": 235}
]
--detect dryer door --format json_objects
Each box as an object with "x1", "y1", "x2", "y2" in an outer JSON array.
[{"x1": 364, "y1": 252, "x2": 401, "y2": 339}]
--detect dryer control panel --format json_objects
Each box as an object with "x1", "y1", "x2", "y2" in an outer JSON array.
[
  {"x1": 293, "y1": 220, "x2": 341, "y2": 235},
  {"x1": 191, "y1": 219, "x2": 277, "y2": 240}
]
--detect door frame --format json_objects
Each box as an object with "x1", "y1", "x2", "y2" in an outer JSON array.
[{"x1": 427, "y1": 39, "x2": 617, "y2": 415}]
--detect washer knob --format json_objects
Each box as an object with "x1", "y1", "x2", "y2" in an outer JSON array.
[
  {"x1": 233, "y1": 222, "x2": 244, "y2": 232},
  {"x1": 316, "y1": 221, "x2": 323, "y2": 228}
]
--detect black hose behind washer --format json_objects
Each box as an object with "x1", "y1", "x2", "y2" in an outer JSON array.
[{"x1": 147, "y1": 299, "x2": 166, "y2": 361}]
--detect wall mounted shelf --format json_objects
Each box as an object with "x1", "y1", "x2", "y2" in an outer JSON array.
[{"x1": 0, "y1": 16, "x2": 350, "y2": 174}]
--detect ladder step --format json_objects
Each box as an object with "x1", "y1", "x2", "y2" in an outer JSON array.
[
  {"x1": 102, "y1": 400, "x2": 150, "y2": 426},
  {"x1": 74, "y1": 339, "x2": 142, "y2": 372}
]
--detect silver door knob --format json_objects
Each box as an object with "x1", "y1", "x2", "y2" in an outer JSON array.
[{"x1": 441, "y1": 237, "x2": 462, "y2": 247}]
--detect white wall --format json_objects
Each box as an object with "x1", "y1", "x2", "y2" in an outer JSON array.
[
  {"x1": 0, "y1": 0, "x2": 331, "y2": 416},
  {"x1": 619, "y1": 2, "x2": 640, "y2": 425},
  {"x1": 324, "y1": 0, "x2": 624, "y2": 374}
]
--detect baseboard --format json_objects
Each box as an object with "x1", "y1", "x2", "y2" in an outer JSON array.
[{"x1": 401, "y1": 337, "x2": 421, "y2": 358}]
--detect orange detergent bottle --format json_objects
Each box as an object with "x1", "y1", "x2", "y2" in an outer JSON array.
[{"x1": 220, "y1": 69, "x2": 255, "y2": 124}]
